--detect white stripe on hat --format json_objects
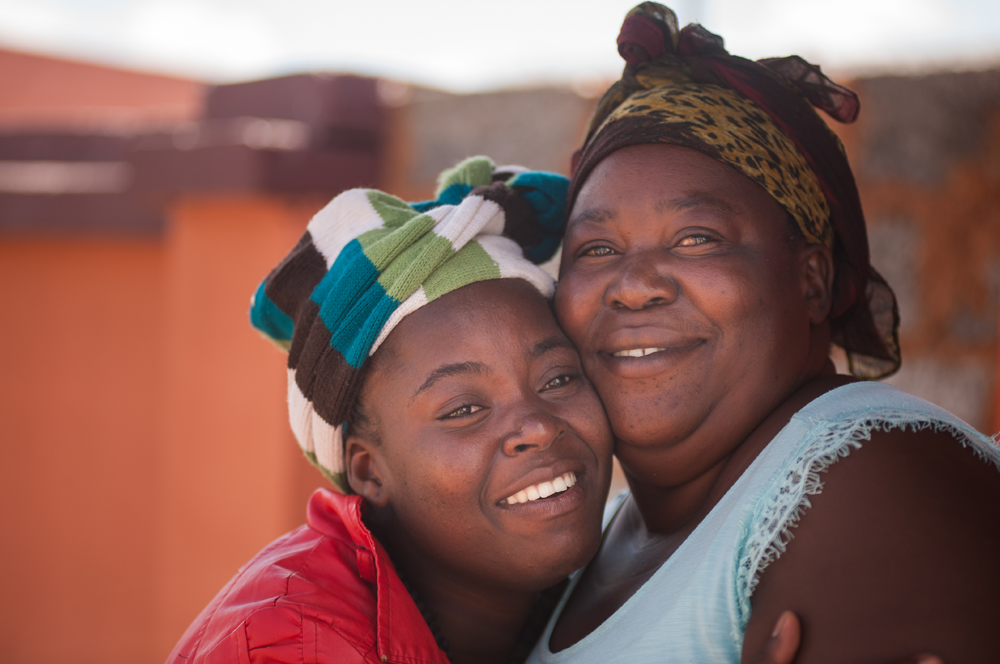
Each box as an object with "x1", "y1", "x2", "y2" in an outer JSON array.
[
  {"x1": 478, "y1": 235, "x2": 556, "y2": 298},
  {"x1": 312, "y1": 414, "x2": 343, "y2": 475},
  {"x1": 369, "y1": 285, "x2": 429, "y2": 357},
  {"x1": 307, "y1": 189, "x2": 386, "y2": 268},
  {"x1": 288, "y1": 368, "x2": 344, "y2": 474},
  {"x1": 287, "y1": 368, "x2": 315, "y2": 454},
  {"x1": 427, "y1": 195, "x2": 505, "y2": 248}
]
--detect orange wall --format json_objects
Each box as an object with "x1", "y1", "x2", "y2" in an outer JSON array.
[
  {"x1": 0, "y1": 238, "x2": 164, "y2": 663},
  {"x1": 0, "y1": 48, "x2": 203, "y2": 129},
  {"x1": 151, "y1": 194, "x2": 323, "y2": 656},
  {"x1": 0, "y1": 195, "x2": 326, "y2": 664}
]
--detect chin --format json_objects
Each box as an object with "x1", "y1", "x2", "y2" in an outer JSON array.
[{"x1": 527, "y1": 543, "x2": 600, "y2": 589}]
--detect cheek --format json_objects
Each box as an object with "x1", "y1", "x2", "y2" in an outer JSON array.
[
  {"x1": 555, "y1": 274, "x2": 599, "y2": 345},
  {"x1": 565, "y1": 390, "x2": 614, "y2": 456},
  {"x1": 388, "y1": 434, "x2": 488, "y2": 512}
]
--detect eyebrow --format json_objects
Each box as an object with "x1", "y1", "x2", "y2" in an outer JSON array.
[
  {"x1": 412, "y1": 361, "x2": 489, "y2": 399},
  {"x1": 568, "y1": 193, "x2": 738, "y2": 228},
  {"x1": 567, "y1": 207, "x2": 615, "y2": 228},
  {"x1": 657, "y1": 193, "x2": 738, "y2": 216},
  {"x1": 527, "y1": 336, "x2": 577, "y2": 362}
]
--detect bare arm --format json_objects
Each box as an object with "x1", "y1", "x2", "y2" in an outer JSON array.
[{"x1": 741, "y1": 427, "x2": 1000, "y2": 663}]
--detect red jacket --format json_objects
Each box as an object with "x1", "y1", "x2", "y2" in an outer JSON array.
[{"x1": 167, "y1": 489, "x2": 450, "y2": 664}]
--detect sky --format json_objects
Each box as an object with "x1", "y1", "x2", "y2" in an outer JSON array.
[{"x1": 1, "y1": 0, "x2": 999, "y2": 92}]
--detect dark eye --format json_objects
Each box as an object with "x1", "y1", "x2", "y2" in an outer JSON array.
[
  {"x1": 583, "y1": 245, "x2": 616, "y2": 257},
  {"x1": 542, "y1": 374, "x2": 575, "y2": 390},
  {"x1": 442, "y1": 404, "x2": 483, "y2": 419}
]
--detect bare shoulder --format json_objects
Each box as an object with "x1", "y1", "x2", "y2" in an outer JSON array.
[{"x1": 741, "y1": 426, "x2": 1000, "y2": 664}]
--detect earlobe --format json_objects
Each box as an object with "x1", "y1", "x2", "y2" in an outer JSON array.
[
  {"x1": 346, "y1": 438, "x2": 390, "y2": 508},
  {"x1": 801, "y1": 245, "x2": 835, "y2": 325}
]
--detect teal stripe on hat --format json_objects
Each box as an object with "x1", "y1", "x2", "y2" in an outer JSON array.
[
  {"x1": 435, "y1": 183, "x2": 474, "y2": 206},
  {"x1": 311, "y1": 238, "x2": 399, "y2": 369},
  {"x1": 310, "y1": 239, "x2": 378, "y2": 309},
  {"x1": 507, "y1": 171, "x2": 569, "y2": 264},
  {"x1": 250, "y1": 280, "x2": 295, "y2": 344},
  {"x1": 325, "y1": 284, "x2": 398, "y2": 368},
  {"x1": 508, "y1": 171, "x2": 569, "y2": 233}
]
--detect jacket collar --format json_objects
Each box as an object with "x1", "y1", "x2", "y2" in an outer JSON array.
[{"x1": 307, "y1": 488, "x2": 449, "y2": 664}]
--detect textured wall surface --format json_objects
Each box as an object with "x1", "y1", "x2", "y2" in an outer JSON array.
[{"x1": 840, "y1": 71, "x2": 1000, "y2": 432}]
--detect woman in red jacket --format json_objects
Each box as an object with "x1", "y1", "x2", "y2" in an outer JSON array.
[{"x1": 167, "y1": 158, "x2": 612, "y2": 664}]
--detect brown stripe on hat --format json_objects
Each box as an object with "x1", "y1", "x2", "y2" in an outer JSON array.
[
  {"x1": 287, "y1": 298, "x2": 323, "y2": 372},
  {"x1": 307, "y1": 348, "x2": 367, "y2": 428},
  {"x1": 288, "y1": 298, "x2": 367, "y2": 428},
  {"x1": 470, "y1": 182, "x2": 543, "y2": 251},
  {"x1": 264, "y1": 231, "x2": 329, "y2": 321}
]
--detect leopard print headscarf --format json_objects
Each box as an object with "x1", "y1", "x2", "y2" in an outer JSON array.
[{"x1": 570, "y1": 2, "x2": 901, "y2": 380}]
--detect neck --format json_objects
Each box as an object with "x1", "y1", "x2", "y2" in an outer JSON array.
[
  {"x1": 416, "y1": 573, "x2": 539, "y2": 664},
  {"x1": 623, "y1": 453, "x2": 731, "y2": 535},
  {"x1": 372, "y1": 522, "x2": 541, "y2": 664},
  {"x1": 622, "y1": 360, "x2": 851, "y2": 538}
]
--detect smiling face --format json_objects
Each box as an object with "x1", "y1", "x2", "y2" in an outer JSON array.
[
  {"x1": 347, "y1": 278, "x2": 613, "y2": 594},
  {"x1": 556, "y1": 144, "x2": 831, "y2": 486}
]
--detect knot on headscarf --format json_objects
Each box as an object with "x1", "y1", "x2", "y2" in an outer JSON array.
[
  {"x1": 572, "y1": 2, "x2": 901, "y2": 380},
  {"x1": 249, "y1": 156, "x2": 569, "y2": 490}
]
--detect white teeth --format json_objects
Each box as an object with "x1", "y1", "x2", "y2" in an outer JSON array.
[
  {"x1": 505, "y1": 490, "x2": 530, "y2": 505},
  {"x1": 613, "y1": 347, "x2": 666, "y2": 358},
  {"x1": 504, "y1": 472, "x2": 577, "y2": 505}
]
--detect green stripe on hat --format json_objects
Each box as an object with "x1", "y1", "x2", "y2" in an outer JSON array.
[
  {"x1": 360, "y1": 213, "x2": 439, "y2": 270},
  {"x1": 366, "y1": 190, "x2": 422, "y2": 229},
  {"x1": 377, "y1": 231, "x2": 456, "y2": 301},
  {"x1": 423, "y1": 240, "x2": 502, "y2": 302}
]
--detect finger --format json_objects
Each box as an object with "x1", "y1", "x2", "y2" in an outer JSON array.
[
  {"x1": 748, "y1": 611, "x2": 802, "y2": 664},
  {"x1": 894, "y1": 656, "x2": 943, "y2": 664}
]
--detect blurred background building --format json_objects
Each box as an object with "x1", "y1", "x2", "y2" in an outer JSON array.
[{"x1": 1, "y1": 1, "x2": 999, "y2": 662}]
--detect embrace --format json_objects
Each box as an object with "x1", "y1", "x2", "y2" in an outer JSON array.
[{"x1": 169, "y1": 4, "x2": 1000, "y2": 663}]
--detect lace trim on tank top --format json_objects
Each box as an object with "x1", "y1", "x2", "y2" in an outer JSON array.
[{"x1": 734, "y1": 405, "x2": 1000, "y2": 629}]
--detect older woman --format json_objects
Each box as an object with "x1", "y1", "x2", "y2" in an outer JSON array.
[{"x1": 527, "y1": 4, "x2": 1000, "y2": 663}]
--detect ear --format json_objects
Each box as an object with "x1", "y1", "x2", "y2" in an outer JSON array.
[
  {"x1": 345, "y1": 436, "x2": 391, "y2": 508},
  {"x1": 800, "y1": 244, "x2": 835, "y2": 325}
]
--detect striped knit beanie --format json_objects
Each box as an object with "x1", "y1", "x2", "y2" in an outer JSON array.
[{"x1": 250, "y1": 156, "x2": 569, "y2": 491}]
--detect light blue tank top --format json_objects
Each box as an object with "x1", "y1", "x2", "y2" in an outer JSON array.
[{"x1": 527, "y1": 382, "x2": 1000, "y2": 664}]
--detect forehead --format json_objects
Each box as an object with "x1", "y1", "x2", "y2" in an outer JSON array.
[
  {"x1": 377, "y1": 279, "x2": 562, "y2": 370},
  {"x1": 569, "y1": 144, "x2": 774, "y2": 226}
]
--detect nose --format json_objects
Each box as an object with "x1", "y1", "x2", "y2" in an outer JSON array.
[
  {"x1": 501, "y1": 405, "x2": 565, "y2": 457},
  {"x1": 605, "y1": 249, "x2": 678, "y2": 310}
]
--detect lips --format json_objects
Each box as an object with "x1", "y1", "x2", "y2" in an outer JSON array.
[
  {"x1": 600, "y1": 325, "x2": 705, "y2": 358},
  {"x1": 591, "y1": 327, "x2": 708, "y2": 379},
  {"x1": 504, "y1": 471, "x2": 577, "y2": 505}
]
